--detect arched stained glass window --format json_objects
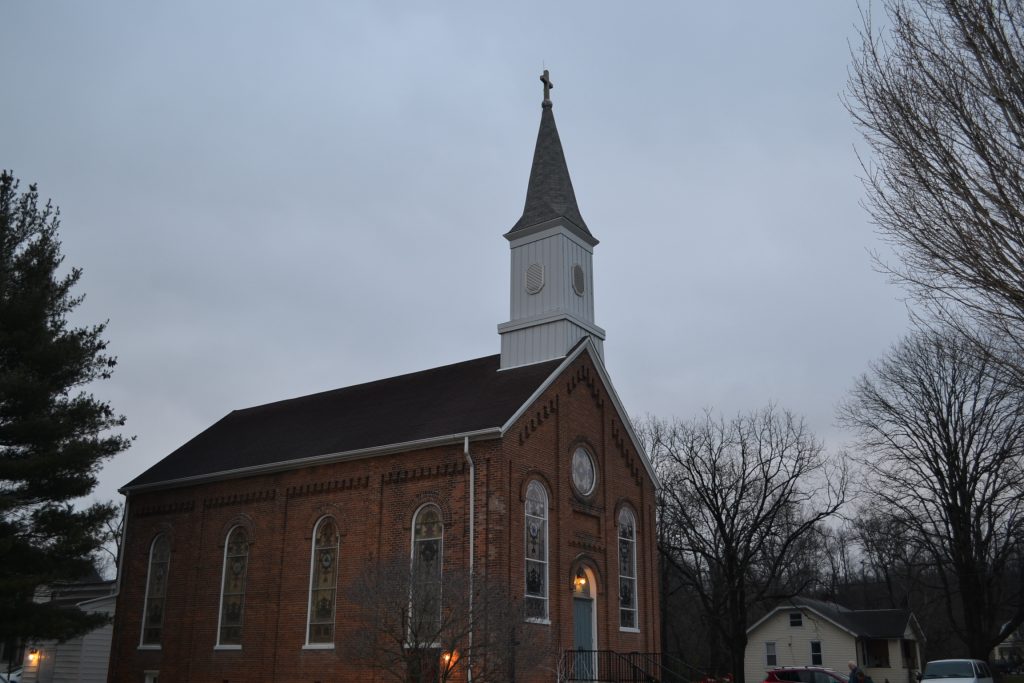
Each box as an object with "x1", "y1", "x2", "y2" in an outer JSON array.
[
  {"x1": 217, "y1": 526, "x2": 249, "y2": 647},
  {"x1": 411, "y1": 504, "x2": 443, "y2": 634},
  {"x1": 307, "y1": 517, "x2": 339, "y2": 645},
  {"x1": 141, "y1": 534, "x2": 170, "y2": 646},
  {"x1": 618, "y1": 507, "x2": 638, "y2": 629},
  {"x1": 524, "y1": 480, "x2": 548, "y2": 621}
]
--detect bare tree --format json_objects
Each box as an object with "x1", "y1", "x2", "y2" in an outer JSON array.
[
  {"x1": 94, "y1": 501, "x2": 124, "y2": 580},
  {"x1": 840, "y1": 327, "x2": 1024, "y2": 658},
  {"x1": 345, "y1": 556, "x2": 555, "y2": 683},
  {"x1": 646, "y1": 407, "x2": 846, "y2": 683},
  {"x1": 847, "y1": 0, "x2": 1024, "y2": 382}
]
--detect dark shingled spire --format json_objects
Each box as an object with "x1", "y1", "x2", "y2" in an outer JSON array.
[{"x1": 508, "y1": 81, "x2": 592, "y2": 237}]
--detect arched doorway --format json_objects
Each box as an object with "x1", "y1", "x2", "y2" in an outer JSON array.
[{"x1": 571, "y1": 566, "x2": 598, "y2": 679}]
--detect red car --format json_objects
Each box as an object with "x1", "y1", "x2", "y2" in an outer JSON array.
[{"x1": 765, "y1": 667, "x2": 850, "y2": 683}]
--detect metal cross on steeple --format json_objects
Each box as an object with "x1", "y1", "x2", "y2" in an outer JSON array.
[{"x1": 540, "y1": 69, "x2": 553, "y2": 104}]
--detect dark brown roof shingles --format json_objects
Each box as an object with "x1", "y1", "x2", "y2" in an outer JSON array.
[{"x1": 125, "y1": 354, "x2": 562, "y2": 489}]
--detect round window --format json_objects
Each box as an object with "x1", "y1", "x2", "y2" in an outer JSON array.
[{"x1": 571, "y1": 447, "x2": 596, "y2": 496}]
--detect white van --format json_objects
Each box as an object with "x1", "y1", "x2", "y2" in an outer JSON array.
[{"x1": 921, "y1": 659, "x2": 994, "y2": 683}]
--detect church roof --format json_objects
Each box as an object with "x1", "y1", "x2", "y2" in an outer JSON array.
[
  {"x1": 508, "y1": 101, "x2": 592, "y2": 238},
  {"x1": 124, "y1": 354, "x2": 562, "y2": 491}
]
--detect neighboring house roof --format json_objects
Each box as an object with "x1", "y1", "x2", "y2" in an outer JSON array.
[
  {"x1": 77, "y1": 592, "x2": 117, "y2": 613},
  {"x1": 124, "y1": 353, "x2": 563, "y2": 490},
  {"x1": 748, "y1": 597, "x2": 919, "y2": 640},
  {"x1": 36, "y1": 578, "x2": 116, "y2": 609},
  {"x1": 508, "y1": 99, "x2": 593, "y2": 239}
]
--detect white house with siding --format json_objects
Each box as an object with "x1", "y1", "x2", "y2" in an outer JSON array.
[
  {"x1": 19, "y1": 579, "x2": 115, "y2": 683},
  {"x1": 745, "y1": 598, "x2": 924, "y2": 683}
]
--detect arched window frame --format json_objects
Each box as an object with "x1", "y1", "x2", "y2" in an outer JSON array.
[
  {"x1": 524, "y1": 479, "x2": 549, "y2": 623},
  {"x1": 305, "y1": 516, "x2": 340, "y2": 648},
  {"x1": 617, "y1": 506, "x2": 639, "y2": 631},
  {"x1": 409, "y1": 503, "x2": 444, "y2": 641},
  {"x1": 139, "y1": 533, "x2": 170, "y2": 648},
  {"x1": 215, "y1": 525, "x2": 249, "y2": 649}
]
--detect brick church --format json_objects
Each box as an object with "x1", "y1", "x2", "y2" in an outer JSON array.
[{"x1": 108, "y1": 74, "x2": 661, "y2": 682}]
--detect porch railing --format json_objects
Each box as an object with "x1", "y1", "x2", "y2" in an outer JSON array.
[{"x1": 560, "y1": 650, "x2": 664, "y2": 682}]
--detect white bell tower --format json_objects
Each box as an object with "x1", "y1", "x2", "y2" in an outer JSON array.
[{"x1": 498, "y1": 71, "x2": 605, "y2": 370}]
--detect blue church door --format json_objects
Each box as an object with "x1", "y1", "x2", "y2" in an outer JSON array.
[{"x1": 573, "y1": 596, "x2": 595, "y2": 679}]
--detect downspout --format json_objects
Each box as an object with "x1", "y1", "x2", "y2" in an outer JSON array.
[
  {"x1": 114, "y1": 494, "x2": 130, "y2": 593},
  {"x1": 464, "y1": 436, "x2": 475, "y2": 683}
]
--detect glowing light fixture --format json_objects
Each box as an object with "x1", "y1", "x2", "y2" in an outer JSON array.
[
  {"x1": 573, "y1": 570, "x2": 587, "y2": 592},
  {"x1": 440, "y1": 649, "x2": 459, "y2": 673}
]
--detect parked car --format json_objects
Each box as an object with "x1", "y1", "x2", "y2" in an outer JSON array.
[
  {"x1": 765, "y1": 667, "x2": 850, "y2": 683},
  {"x1": 919, "y1": 659, "x2": 994, "y2": 683}
]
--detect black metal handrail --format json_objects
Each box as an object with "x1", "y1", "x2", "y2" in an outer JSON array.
[{"x1": 561, "y1": 650, "x2": 662, "y2": 682}]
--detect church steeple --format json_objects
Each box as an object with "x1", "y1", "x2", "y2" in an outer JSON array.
[
  {"x1": 508, "y1": 70, "x2": 594, "y2": 241},
  {"x1": 498, "y1": 72, "x2": 605, "y2": 370}
]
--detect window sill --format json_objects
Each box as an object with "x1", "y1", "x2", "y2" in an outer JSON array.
[
  {"x1": 215, "y1": 645, "x2": 242, "y2": 651},
  {"x1": 137, "y1": 645, "x2": 161, "y2": 651},
  {"x1": 619, "y1": 627, "x2": 641, "y2": 633},
  {"x1": 302, "y1": 643, "x2": 335, "y2": 650},
  {"x1": 525, "y1": 618, "x2": 551, "y2": 625}
]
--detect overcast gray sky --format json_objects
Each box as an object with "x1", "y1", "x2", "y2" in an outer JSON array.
[{"x1": 1, "y1": 1, "x2": 907, "y2": 505}]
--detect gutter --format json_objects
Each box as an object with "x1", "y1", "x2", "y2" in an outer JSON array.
[
  {"x1": 463, "y1": 436, "x2": 474, "y2": 683},
  {"x1": 114, "y1": 495, "x2": 129, "y2": 593},
  {"x1": 121, "y1": 427, "x2": 502, "y2": 494}
]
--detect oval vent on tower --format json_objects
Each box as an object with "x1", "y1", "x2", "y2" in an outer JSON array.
[
  {"x1": 572, "y1": 264, "x2": 585, "y2": 296},
  {"x1": 525, "y1": 263, "x2": 545, "y2": 295}
]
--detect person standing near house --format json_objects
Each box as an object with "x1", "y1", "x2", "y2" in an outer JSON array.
[{"x1": 850, "y1": 661, "x2": 874, "y2": 683}]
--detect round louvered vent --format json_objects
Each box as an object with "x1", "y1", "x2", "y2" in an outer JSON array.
[
  {"x1": 525, "y1": 263, "x2": 544, "y2": 295},
  {"x1": 572, "y1": 264, "x2": 585, "y2": 296}
]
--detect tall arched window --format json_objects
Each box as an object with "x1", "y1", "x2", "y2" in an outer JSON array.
[
  {"x1": 411, "y1": 504, "x2": 443, "y2": 634},
  {"x1": 618, "y1": 507, "x2": 638, "y2": 630},
  {"x1": 306, "y1": 517, "x2": 339, "y2": 645},
  {"x1": 141, "y1": 534, "x2": 170, "y2": 646},
  {"x1": 524, "y1": 480, "x2": 549, "y2": 621},
  {"x1": 217, "y1": 526, "x2": 249, "y2": 647}
]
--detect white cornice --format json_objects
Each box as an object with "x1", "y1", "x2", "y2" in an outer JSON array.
[
  {"x1": 503, "y1": 217, "x2": 598, "y2": 249},
  {"x1": 120, "y1": 427, "x2": 502, "y2": 494},
  {"x1": 497, "y1": 311, "x2": 606, "y2": 338}
]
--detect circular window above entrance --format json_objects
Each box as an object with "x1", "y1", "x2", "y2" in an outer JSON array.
[{"x1": 571, "y1": 447, "x2": 596, "y2": 497}]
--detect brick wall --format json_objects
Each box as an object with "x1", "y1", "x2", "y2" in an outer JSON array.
[{"x1": 108, "y1": 351, "x2": 660, "y2": 682}]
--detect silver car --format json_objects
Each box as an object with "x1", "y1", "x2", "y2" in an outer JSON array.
[{"x1": 921, "y1": 659, "x2": 994, "y2": 683}]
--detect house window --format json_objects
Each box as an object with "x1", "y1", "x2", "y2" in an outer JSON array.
[
  {"x1": 524, "y1": 481, "x2": 548, "y2": 621},
  {"x1": 766, "y1": 641, "x2": 777, "y2": 666},
  {"x1": 141, "y1": 534, "x2": 170, "y2": 646},
  {"x1": 217, "y1": 526, "x2": 249, "y2": 647},
  {"x1": 618, "y1": 507, "x2": 638, "y2": 630},
  {"x1": 411, "y1": 504, "x2": 444, "y2": 635},
  {"x1": 306, "y1": 517, "x2": 339, "y2": 645},
  {"x1": 864, "y1": 639, "x2": 890, "y2": 667},
  {"x1": 790, "y1": 612, "x2": 802, "y2": 627},
  {"x1": 811, "y1": 641, "x2": 823, "y2": 666}
]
